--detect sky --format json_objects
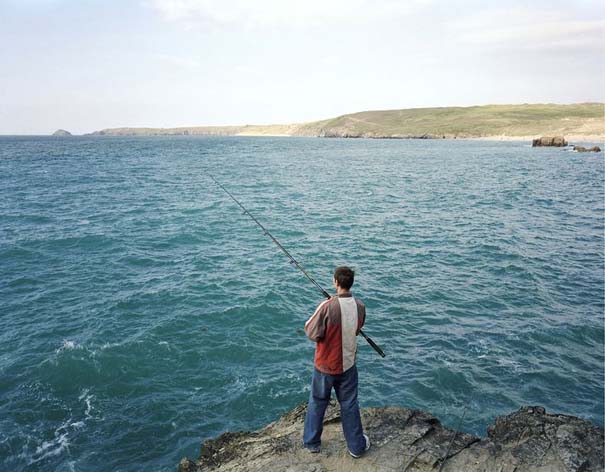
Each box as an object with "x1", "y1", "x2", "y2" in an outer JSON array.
[{"x1": 0, "y1": 0, "x2": 604, "y2": 134}]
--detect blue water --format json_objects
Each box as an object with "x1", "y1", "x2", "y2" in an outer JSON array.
[{"x1": 1, "y1": 136, "x2": 603, "y2": 471}]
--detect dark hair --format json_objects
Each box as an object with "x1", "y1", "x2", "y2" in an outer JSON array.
[{"x1": 334, "y1": 266, "x2": 355, "y2": 290}]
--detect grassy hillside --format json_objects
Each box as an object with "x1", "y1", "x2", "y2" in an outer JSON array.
[
  {"x1": 88, "y1": 103, "x2": 604, "y2": 139},
  {"x1": 294, "y1": 103, "x2": 605, "y2": 138}
]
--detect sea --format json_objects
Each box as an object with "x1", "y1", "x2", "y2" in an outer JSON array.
[{"x1": 1, "y1": 136, "x2": 603, "y2": 471}]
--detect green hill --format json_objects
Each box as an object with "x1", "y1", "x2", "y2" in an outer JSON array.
[
  {"x1": 88, "y1": 103, "x2": 604, "y2": 139},
  {"x1": 294, "y1": 103, "x2": 604, "y2": 138}
]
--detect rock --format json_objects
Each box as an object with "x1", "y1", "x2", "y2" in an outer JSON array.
[
  {"x1": 179, "y1": 403, "x2": 603, "y2": 472},
  {"x1": 573, "y1": 145, "x2": 602, "y2": 152},
  {"x1": 52, "y1": 129, "x2": 72, "y2": 136},
  {"x1": 532, "y1": 136, "x2": 568, "y2": 147}
]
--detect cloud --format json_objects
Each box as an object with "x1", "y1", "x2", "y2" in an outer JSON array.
[
  {"x1": 451, "y1": 8, "x2": 605, "y2": 52},
  {"x1": 147, "y1": 0, "x2": 432, "y2": 29}
]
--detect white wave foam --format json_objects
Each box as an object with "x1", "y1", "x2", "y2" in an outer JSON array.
[
  {"x1": 29, "y1": 418, "x2": 77, "y2": 465},
  {"x1": 55, "y1": 340, "x2": 81, "y2": 354},
  {"x1": 100, "y1": 341, "x2": 123, "y2": 350},
  {"x1": 27, "y1": 389, "x2": 98, "y2": 465},
  {"x1": 468, "y1": 338, "x2": 491, "y2": 357},
  {"x1": 33, "y1": 430, "x2": 70, "y2": 462},
  {"x1": 497, "y1": 358, "x2": 522, "y2": 372},
  {"x1": 78, "y1": 389, "x2": 95, "y2": 419}
]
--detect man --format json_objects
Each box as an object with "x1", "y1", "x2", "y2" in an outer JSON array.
[{"x1": 302, "y1": 266, "x2": 370, "y2": 458}]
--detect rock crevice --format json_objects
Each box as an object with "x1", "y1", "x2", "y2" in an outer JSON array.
[{"x1": 179, "y1": 403, "x2": 603, "y2": 472}]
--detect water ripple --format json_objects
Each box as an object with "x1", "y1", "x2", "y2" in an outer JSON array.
[{"x1": 0, "y1": 136, "x2": 603, "y2": 471}]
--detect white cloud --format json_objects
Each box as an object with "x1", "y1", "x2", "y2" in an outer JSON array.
[
  {"x1": 451, "y1": 8, "x2": 605, "y2": 51},
  {"x1": 147, "y1": 0, "x2": 432, "y2": 29}
]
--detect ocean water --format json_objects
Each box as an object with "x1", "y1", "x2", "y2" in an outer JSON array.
[{"x1": 0, "y1": 136, "x2": 603, "y2": 471}]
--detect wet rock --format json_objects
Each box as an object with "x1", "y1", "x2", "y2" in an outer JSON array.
[
  {"x1": 179, "y1": 403, "x2": 603, "y2": 472},
  {"x1": 532, "y1": 136, "x2": 568, "y2": 147},
  {"x1": 573, "y1": 145, "x2": 602, "y2": 152}
]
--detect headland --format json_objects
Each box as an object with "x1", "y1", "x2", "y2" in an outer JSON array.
[{"x1": 87, "y1": 103, "x2": 605, "y2": 141}]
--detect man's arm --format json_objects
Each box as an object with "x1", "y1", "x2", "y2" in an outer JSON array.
[{"x1": 304, "y1": 299, "x2": 329, "y2": 341}]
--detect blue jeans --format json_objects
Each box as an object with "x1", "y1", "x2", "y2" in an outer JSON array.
[{"x1": 303, "y1": 365, "x2": 365, "y2": 455}]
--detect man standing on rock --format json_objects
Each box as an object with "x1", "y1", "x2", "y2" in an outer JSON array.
[{"x1": 303, "y1": 266, "x2": 371, "y2": 458}]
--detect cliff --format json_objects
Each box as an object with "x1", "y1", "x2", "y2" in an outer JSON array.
[
  {"x1": 179, "y1": 402, "x2": 604, "y2": 472},
  {"x1": 85, "y1": 124, "x2": 304, "y2": 137},
  {"x1": 87, "y1": 103, "x2": 605, "y2": 140}
]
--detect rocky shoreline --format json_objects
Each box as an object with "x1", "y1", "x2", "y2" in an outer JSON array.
[{"x1": 179, "y1": 402, "x2": 604, "y2": 472}]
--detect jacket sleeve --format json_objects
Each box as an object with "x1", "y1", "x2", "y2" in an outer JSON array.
[
  {"x1": 305, "y1": 300, "x2": 329, "y2": 342},
  {"x1": 356, "y1": 300, "x2": 366, "y2": 335}
]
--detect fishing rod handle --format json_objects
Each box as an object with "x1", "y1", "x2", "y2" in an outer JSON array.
[{"x1": 359, "y1": 329, "x2": 386, "y2": 358}]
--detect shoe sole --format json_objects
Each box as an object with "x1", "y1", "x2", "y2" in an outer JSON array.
[{"x1": 348, "y1": 434, "x2": 370, "y2": 458}]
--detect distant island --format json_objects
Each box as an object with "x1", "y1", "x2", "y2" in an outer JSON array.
[
  {"x1": 52, "y1": 129, "x2": 72, "y2": 136},
  {"x1": 87, "y1": 103, "x2": 604, "y2": 140}
]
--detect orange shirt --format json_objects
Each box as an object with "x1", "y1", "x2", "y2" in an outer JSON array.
[{"x1": 304, "y1": 293, "x2": 366, "y2": 375}]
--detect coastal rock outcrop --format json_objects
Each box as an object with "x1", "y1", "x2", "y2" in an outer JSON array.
[
  {"x1": 532, "y1": 136, "x2": 568, "y2": 147},
  {"x1": 178, "y1": 403, "x2": 604, "y2": 472},
  {"x1": 573, "y1": 145, "x2": 602, "y2": 152},
  {"x1": 52, "y1": 129, "x2": 72, "y2": 136}
]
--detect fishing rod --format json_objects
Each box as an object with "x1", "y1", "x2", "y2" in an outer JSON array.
[{"x1": 210, "y1": 174, "x2": 386, "y2": 358}]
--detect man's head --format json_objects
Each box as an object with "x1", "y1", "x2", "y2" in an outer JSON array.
[{"x1": 333, "y1": 266, "x2": 355, "y2": 291}]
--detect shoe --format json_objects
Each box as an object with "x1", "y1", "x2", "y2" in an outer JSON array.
[
  {"x1": 304, "y1": 444, "x2": 320, "y2": 453},
  {"x1": 348, "y1": 434, "x2": 370, "y2": 458}
]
